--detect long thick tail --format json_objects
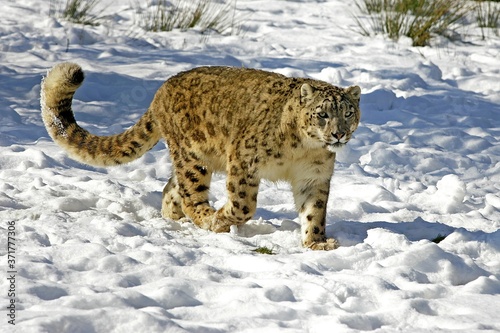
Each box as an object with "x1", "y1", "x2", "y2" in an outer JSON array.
[{"x1": 40, "y1": 63, "x2": 161, "y2": 167}]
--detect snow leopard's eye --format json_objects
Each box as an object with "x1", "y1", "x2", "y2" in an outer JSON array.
[
  {"x1": 345, "y1": 110, "x2": 354, "y2": 118},
  {"x1": 318, "y1": 112, "x2": 329, "y2": 119}
]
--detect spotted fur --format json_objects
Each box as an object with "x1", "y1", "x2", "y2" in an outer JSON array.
[{"x1": 41, "y1": 63, "x2": 361, "y2": 250}]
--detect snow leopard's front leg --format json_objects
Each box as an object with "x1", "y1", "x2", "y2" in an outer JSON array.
[{"x1": 292, "y1": 175, "x2": 339, "y2": 251}]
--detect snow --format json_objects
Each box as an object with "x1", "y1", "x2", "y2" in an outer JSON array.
[{"x1": 1, "y1": 0, "x2": 499, "y2": 331}]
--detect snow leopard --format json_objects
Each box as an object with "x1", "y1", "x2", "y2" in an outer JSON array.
[{"x1": 41, "y1": 63, "x2": 361, "y2": 250}]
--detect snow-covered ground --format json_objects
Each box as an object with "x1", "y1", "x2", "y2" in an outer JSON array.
[{"x1": 1, "y1": 0, "x2": 499, "y2": 331}]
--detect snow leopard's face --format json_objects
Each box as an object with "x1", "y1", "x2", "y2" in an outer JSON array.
[{"x1": 300, "y1": 84, "x2": 361, "y2": 152}]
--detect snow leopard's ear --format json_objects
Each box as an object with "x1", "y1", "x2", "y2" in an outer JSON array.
[
  {"x1": 300, "y1": 83, "x2": 315, "y2": 104},
  {"x1": 346, "y1": 85, "x2": 361, "y2": 103}
]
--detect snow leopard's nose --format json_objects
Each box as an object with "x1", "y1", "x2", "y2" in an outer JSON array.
[{"x1": 332, "y1": 132, "x2": 345, "y2": 141}]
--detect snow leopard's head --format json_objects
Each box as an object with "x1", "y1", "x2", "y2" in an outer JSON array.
[{"x1": 299, "y1": 83, "x2": 361, "y2": 153}]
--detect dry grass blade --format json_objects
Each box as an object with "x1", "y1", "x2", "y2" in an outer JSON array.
[{"x1": 476, "y1": 0, "x2": 500, "y2": 39}]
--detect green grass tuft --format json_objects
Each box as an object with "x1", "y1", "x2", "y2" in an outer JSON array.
[
  {"x1": 253, "y1": 246, "x2": 276, "y2": 255},
  {"x1": 50, "y1": 0, "x2": 105, "y2": 26},
  {"x1": 136, "y1": 0, "x2": 242, "y2": 35},
  {"x1": 354, "y1": 0, "x2": 473, "y2": 46},
  {"x1": 431, "y1": 234, "x2": 447, "y2": 244}
]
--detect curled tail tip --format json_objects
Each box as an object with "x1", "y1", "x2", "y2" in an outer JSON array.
[{"x1": 45, "y1": 62, "x2": 85, "y2": 89}]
